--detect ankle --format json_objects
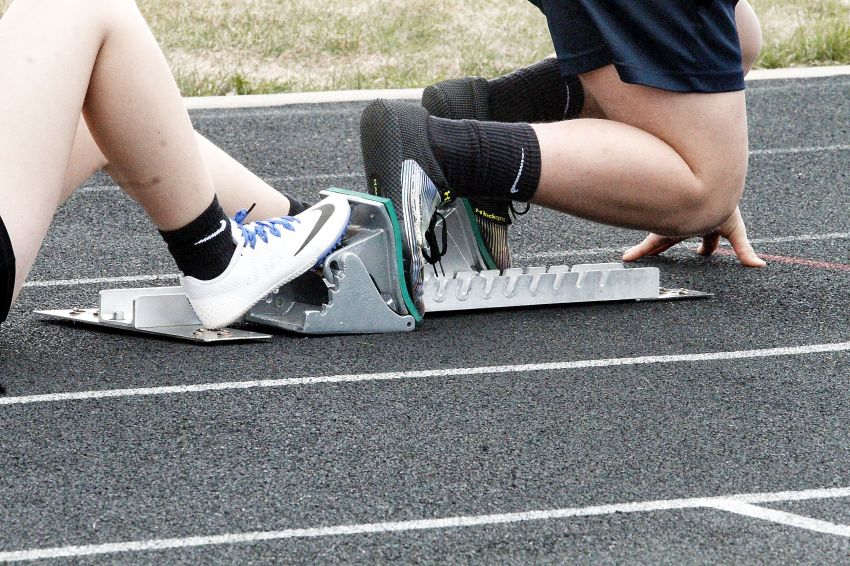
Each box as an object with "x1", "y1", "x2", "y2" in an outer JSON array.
[
  {"x1": 160, "y1": 196, "x2": 237, "y2": 280},
  {"x1": 427, "y1": 117, "x2": 541, "y2": 202}
]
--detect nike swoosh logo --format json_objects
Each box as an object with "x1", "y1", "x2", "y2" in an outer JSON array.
[
  {"x1": 194, "y1": 220, "x2": 228, "y2": 246},
  {"x1": 509, "y1": 148, "x2": 525, "y2": 194},
  {"x1": 294, "y1": 203, "x2": 337, "y2": 256}
]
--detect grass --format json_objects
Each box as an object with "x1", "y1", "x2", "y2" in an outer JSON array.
[
  {"x1": 2, "y1": 0, "x2": 848, "y2": 96},
  {"x1": 750, "y1": 0, "x2": 850, "y2": 68}
]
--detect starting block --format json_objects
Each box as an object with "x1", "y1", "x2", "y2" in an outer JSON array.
[{"x1": 37, "y1": 189, "x2": 711, "y2": 342}]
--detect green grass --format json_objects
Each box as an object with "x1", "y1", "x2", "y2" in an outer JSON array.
[
  {"x1": 751, "y1": 0, "x2": 850, "y2": 68},
  {"x1": 2, "y1": 0, "x2": 848, "y2": 96}
]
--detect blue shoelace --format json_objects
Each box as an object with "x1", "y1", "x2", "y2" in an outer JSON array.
[{"x1": 234, "y1": 205, "x2": 300, "y2": 249}]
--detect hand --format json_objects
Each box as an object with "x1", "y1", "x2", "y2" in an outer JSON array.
[{"x1": 622, "y1": 206, "x2": 766, "y2": 267}]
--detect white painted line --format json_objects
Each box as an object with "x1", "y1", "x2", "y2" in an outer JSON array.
[
  {"x1": 513, "y1": 232, "x2": 850, "y2": 262},
  {"x1": 1, "y1": 486, "x2": 849, "y2": 562},
  {"x1": 70, "y1": 143, "x2": 848, "y2": 199},
  {"x1": 746, "y1": 65, "x2": 850, "y2": 81},
  {"x1": 709, "y1": 500, "x2": 850, "y2": 537},
  {"x1": 734, "y1": 486, "x2": 850, "y2": 505},
  {"x1": 21, "y1": 231, "x2": 850, "y2": 288},
  {"x1": 184, "y1": 87, "x2": 423, "y2": 110},
  {"x1": 77, "y1": 172, "x2": 364, "y2": 195},
  {"x1": 2, "y1": 342, "x2": 848, "y2": 407},
  {"x1": 750, "y1": 144, "x2": 850, "y2": 156},
  {"x1": 23, "y1": 274, "x2": 178, "y2": 289},
  {"x1": 750, "y1": 232, "x2": 850, "y2": 245},
  {"x1": 175, "y1": 66, "x2": 850, "y2": 111}
]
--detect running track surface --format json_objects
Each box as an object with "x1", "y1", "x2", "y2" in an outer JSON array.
[{"x1": 0, "y1": 76, "x2": 848, "y2": 564}]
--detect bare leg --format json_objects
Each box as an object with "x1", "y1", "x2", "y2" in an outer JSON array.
[
  {"x1": 532, "y1": 66, "x2": 748, "y2": 237},
  {"x1": 621, "y1": 0, "x2": 765, "y2": 265},
  {"x1": 534, "y1": 1, "x2": 763, "y2": 238},
  {"x1": 61, "y1": 119, "x2": 293, "y2": 221},
  {"x1": 0, "y1": 0, "x2": 213, "y2": 301},
  {"x1": 737, "y1": 0, "x2": 763, "y2": 74}
]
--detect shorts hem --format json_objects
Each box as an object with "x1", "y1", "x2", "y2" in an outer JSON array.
[
  {"x1": 556, "y1": 48, "x2": 611, "y2": 78},
  {"x1": 613, "y1": 63, "x2": 745, "y2": 93},
  {"x1": 557, "y1": 56, "x2": 745, "y2": 94}
]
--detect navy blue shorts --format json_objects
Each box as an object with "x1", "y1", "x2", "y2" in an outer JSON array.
[
  {"x1": 0, "y1": 214, "x2": 15, "y2": 326},
  {"x1": 536, "y1": 0, "x2": 745, "y2": 93}
]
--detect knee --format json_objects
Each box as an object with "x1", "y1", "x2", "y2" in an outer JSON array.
[
  {"x1": 662, "y1": 172, "x2": 746, "y2": 237},
  {"x1": 67, "y1": 0, "x2": 140, "y2": 29}
]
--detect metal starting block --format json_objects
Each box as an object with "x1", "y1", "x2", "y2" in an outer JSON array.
[{"x1": 38, "y1": 188, "x2": 711, "y2": 342}]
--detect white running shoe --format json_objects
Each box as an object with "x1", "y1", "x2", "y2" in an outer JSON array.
[{"x1": 182, "y1": 194, "x2": 351, "y2": 329}]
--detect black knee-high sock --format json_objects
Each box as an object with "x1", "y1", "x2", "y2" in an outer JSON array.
[
  {"x1": 428, "y1": 117, "x2": 541, "y2": 202},
  {"x1": 487, "y1": 58, "x2": 585, "y2": 123},
  {"x1": 159, "y1": 196, "x2": 237, "y2": 281}
]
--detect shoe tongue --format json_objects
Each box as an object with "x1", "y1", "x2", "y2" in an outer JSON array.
[{"x1": 228, "y1": 219, "x2": 242, "y2": 242}]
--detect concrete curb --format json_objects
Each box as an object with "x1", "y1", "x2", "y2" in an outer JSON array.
[{"x1": 184, "y1": 65, "x2": 850, "y2": 110}]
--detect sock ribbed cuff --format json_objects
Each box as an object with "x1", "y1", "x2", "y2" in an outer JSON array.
[
  {"x1": 428, "y1": 117, "x2": 541, "y2": 203},
  {"x1": 487, "y1": 58, "x2": 584, "y2": 123},
  {"x1": 159, "y1": 196, "x2": 236, "y2": 281}
]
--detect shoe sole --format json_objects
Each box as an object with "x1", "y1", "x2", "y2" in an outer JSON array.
[
  {"x1": 400, "y1": 160, "x2": 439, "y2": 311},
  {"x1": 361, "y1": 100, "x2": 430, "y2": 310}
]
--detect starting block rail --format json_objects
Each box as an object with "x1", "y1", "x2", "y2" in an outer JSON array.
[{"x1": 37, "y1": 189, "x2": 711, "y2": 342}]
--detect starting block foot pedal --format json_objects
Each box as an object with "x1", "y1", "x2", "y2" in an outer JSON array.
[{"x1": 36, "y1": 286, "x2": 271, "y2": 343}]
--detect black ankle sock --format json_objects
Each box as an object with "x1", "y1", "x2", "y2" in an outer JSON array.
[
  {"x1": 428, "y1": 117, "x2": 541, "y2": 202},
  {"x1": 159, "y1": 196, "x2": 237, "y2": 281},
  {"x1": 488, "y1": 58, "x2": 584, "y2": 123}
]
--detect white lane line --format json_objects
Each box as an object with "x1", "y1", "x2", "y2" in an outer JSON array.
[
  {"x1": 746, "y1": 65, "x2": 850, "y2": 81},
  {"x1": 514, "y1": 231, "x2": 850, "y2": 262},
  {"x1": 749, "y1": 144, "x2": 850, "y2": 156},
  {"x1": 2, "y1": 342, "x2": 847, "y2": 407},
  {"x1": 173, "y1": 67, "x2": 850, "y2": 110},
  {"x1": 184, "y1": 87, "x2": 423, "y2": 110},
  {"x1": 23, "y1": 274, "x2": 177, "y2": 289},
  {"x1": 21, "y1": 231, "x2": 850, "y2": 288},
  {"x1": 77, "y1": 172, "x2": 363, "y2": 194},
  {"x1": 709, "y1": 500, "x2": 850, "y2": 537},
  {"x1": 1, "y1": 486, "x2": 849, "y2": 562},
  {"x1": 71, "y1": 142, "x2": 846, "y2": 198}
]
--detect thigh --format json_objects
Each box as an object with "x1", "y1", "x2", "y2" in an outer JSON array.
[
  {"x1": 0, "y1": 1, "x2": 108, "y2": 296},
  {"x1": 553, "y1": 0, "x2": 744, "y2": 93},
  {"x1": 581, "y1": 64, "x2": 749, "y2": 199}
]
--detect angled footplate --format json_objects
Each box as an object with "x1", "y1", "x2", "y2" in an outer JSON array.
[
  {"x1": 245, "y1": 189, "x2": 420, "y2": 334},
  {"x1": 37, "y1": 189, "x2": 710, "y2": 340},
  {"x1": 36, "y1": 286, "x2": 271, "y2": 343}
]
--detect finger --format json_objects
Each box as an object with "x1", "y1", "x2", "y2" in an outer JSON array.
[
  {"x1": 723, "y1": 207, "x2": 767, "y2": 268},
  {"x1": 697, "y1": 233, "x2": 721, "y2": 256},
  {"x1": 729, "y1": 233, "x2": 767, "y2": 267},
  {"x1": 622, "y1": 235, "x2": 681, "y2": 261}
]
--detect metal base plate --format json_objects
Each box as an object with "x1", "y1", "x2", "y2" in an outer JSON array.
[{"x1": 36, "y1": 309, "x2": 271, "y2": 343}]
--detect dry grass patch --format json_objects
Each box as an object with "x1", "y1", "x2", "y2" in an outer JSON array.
[{"x1": 2, "y1": 0, "x2": 848, "y2": 95}]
